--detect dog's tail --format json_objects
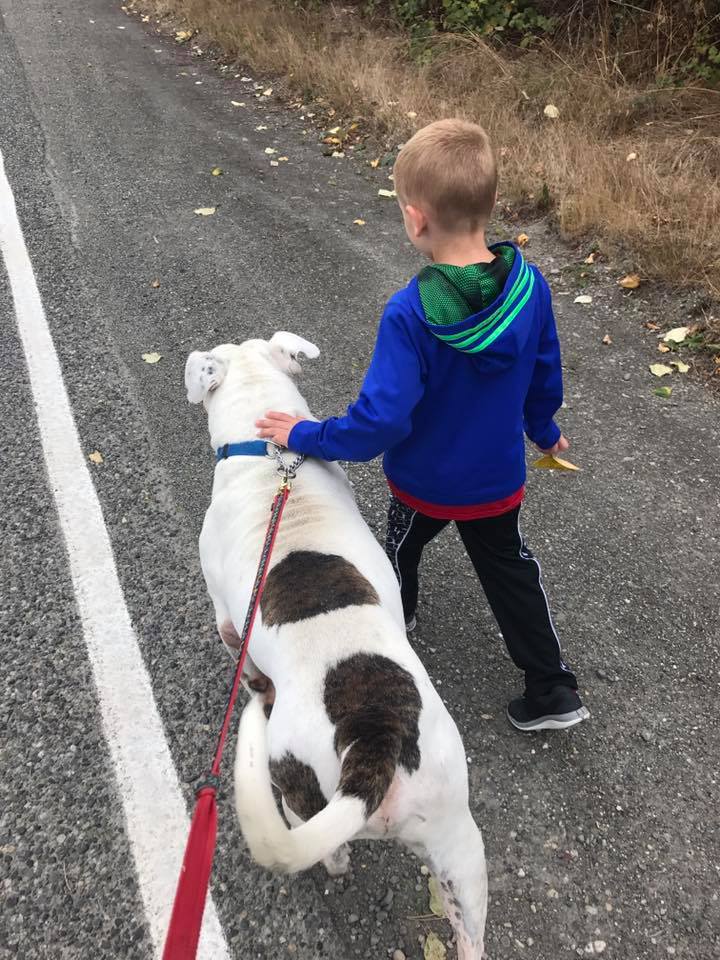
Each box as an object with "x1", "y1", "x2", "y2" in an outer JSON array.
[{"x1": 234, "y1": 696, "x2": 391, "y2": 874}]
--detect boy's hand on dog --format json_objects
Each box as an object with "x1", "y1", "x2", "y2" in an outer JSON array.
[
  {"x1": 256, "y1": 411, "x2": 305, "y2": 448},
  {"x1": 539, "y1": 433, "x2": 569, "y2": 456}
]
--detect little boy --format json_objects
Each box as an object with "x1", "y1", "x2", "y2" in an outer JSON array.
[{"x1": 257, "y1": 118, "x2": 588, "y2": 732}]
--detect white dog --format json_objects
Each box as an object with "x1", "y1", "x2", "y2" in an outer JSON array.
[{"x1": 185, "y1": 332, "x2": 488, "y2": 959}]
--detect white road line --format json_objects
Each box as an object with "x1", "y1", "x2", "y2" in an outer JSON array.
[{"x1": 0, "y1": 150, "x2": 230, "y2": 959}]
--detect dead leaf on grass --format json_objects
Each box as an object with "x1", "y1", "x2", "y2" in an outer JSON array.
[
  {"x1": 664, "y1": 326, "x2": 689, "y2": 343},
  {"x1": 543, "y1": 104, "x2": 560, "y2": 119},
  {"x1": 658, "y1": 343, "x2": 671, "y2": 353},
  {"x1": 626, "y1": 152, "x2": 638, "y2": 162},
  {"x1": 649, "y1": 363, "x2": 672, "y2": 377},
  {"x1": 194, "y1": 206, "x2": 216, "y2": 216},
  {"x1": 584, "y1": 251, "x2": 597, "y2": 264},
  {"x1": 619, "y1": 274, "x2": 641, "y2": 289},
  {"x1": 88, "y1": 450, "x2": 104, "y2": 465},
  {"x1": 175, "y1": 30, "x2": 193, "y2": 42},
  {"x1": 369, "y1": 158, "x2": 380, "y2": 168},
  {"x1": 671, "y1": 360, "x2": 690, "y2": 373},
  {"x1": 142, "y1": 352, "x2": 162, "y2": 364}
]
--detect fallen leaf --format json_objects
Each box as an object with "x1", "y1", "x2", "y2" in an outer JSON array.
[
  {"x1": 424, "y1": 932, "x2": 447, "y2": 960},
  {"x1": 240, "y1": 76, "x2": 252, "y2": 82},
  {"x1": 543, "y1": 103, "x2": 560, "y2": 119},
  {"x1": 278, "y1": 156, "x2": 289, "y2": 162},
  {"x1": 262, "y1": 87, "x2": 273, "y2": 96},
  {"x1": 353, "y1": 218, "x2": 366, "y2": 226},
  {"x1": 602, "y1": 334, "x2": 612, "y2": 345},
  {"x1": 264, "y1": 147, "x2": 277, "y2": 155},
  {"x1": 269, "y1": 160, "x2": 279, "y2": 167},
  {"x1": 211, "y1": 166, "x2": 222, "y2": 176},
  {"x1": 649, "y1": 363, "x2": 672, "y2": 377},
  {"x1": 428, "y1": 876, "x2": 445, "y2": 918},
  {"x1": 533, "y1": 455, "x2": 581, "y2": 472},
  {"x1": 142, "y1": 352, "x2": 162, "y2": 364},
  {"x1": 407, "y1": 110, "x2": 417, "y2": 118},
  {"x1": 574, "y1": 295, "x2": 592, "y2": 305},
  {"x1": 664, "y1": 326, "x2": 689, "y2": 343},
  {"x1": 619, "y1": 273, "x2": 641, "y2": 289},
  {"x1": 658, "y1": 343, "x2": 670, "y2": 353},
  {"x1": 151, "y1": 278, "x2": 160, "y2": 288},
  {"x1": 328, "y1": 125, "x2": 341, "y2": 134},
  {"x1": 194, "y1": 206, "x2": 216, "y2": 216},
  {"x1": 255, "y1": 124, "x2": 268, "y2": 130},
  {"x1": 331, "y1": 150, "x2": 345, "y2": 158},
  {"x1": 369, "y1": 158, "x2": 380, "y2": 168},
  {"x1": 654, "y1": 386, "x2": 672, "y2": 398},
  {"x1": 626, "y1": 151, "x2": 638, "y2": 162},
  {"x1": 671, "y1": 360, "x2": 690, "y2": 373},
  {"x1": 644, "y1": 321, "x2": 660, "y2": 331},
  {"x1": 230, "y1": 100, "x2": 245, "y2": 107},
  {"x1": 516, "y1": 232, "x2": 530, "y2": 247},
  {"x1": 378, "y1": 188, "x2": 397, "y2": 199},
  {"x1": 88, "y1": 450, "x2": 104, "y2": 465},
  {"x1": 323, "y1": 136, "x2": 342, "y2": 146},
  {"x1": 584, "y1": 251, "x2": 597, "y2": 264},
  {"x1": 480, "y1": 713, "x2": 493, "y2": 720},
  {"x1": 175, "y1": 29, "x2": 193, "y2": 42}
]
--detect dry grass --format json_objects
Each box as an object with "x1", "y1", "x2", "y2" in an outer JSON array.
[{"x1": 137, "y1": 0, "x2": 720, "y2": 294}]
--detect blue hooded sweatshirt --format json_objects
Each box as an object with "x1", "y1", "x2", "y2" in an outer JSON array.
[{"x1": 288, "y1": 244, "x2": 562, "y2": 513}]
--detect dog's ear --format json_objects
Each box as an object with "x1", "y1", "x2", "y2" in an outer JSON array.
[
  {"x1": 184, "y1": 350, "x2": 228, "y2": 404},
  {"x1": 268, "y1": 331, "x2": 320, "y2": 376}
]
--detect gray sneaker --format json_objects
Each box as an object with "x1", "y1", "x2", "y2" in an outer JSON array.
[{"x1": 507, "y1": 686, "x2": 590, "y2": 731}]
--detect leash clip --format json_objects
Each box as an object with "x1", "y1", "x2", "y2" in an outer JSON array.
[{"x1": 194, "y1": 772, "x2": 221, "y2": 796}]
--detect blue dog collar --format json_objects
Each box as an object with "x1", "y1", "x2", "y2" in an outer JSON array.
[{"x1": 216, "y1": 440, "x2": 271, "y2": 462}]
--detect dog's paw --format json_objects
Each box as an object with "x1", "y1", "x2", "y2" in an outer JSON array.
[{"x1": 323, "y1": 843, "x2": 351, "y2": 877}]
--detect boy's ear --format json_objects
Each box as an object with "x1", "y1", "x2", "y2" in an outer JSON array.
[
  {"x1": 268, "y1": 331, "x2": 320, "y2": 377},
  {"x1": 405, "y1": 203, "x2": 428, "y2": 238},
  {"x1": 184, "y1": 350, "x2": 228, "y2": 404}
]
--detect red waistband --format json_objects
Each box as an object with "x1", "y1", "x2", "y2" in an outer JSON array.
[{"x1": 387, "y1": 479, "x2": 525, "y2": 521}]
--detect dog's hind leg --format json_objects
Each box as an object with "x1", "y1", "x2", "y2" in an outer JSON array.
[
  {"x1": 281, "y1": 797, "x2": 351, "y2": 877},
  {"x1": 415, "y1": 808, "x2": 487, "y2": 960}
]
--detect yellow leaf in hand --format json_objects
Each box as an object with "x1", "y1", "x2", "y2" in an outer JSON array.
[
  {"x1": 533, "y1": 455, "x2": 581, "y2": 471},
  {"x1": 88, "y1": 450, "x2": 104, "y2": 465},
  {"x1": 142, "y1": 352, "x2": 162, "y2": 364},
  {"x1": 428, "y1": 876, "x2": 445, "y2": 918},
  {"x1": 424, "y1": 932, "x2": 447, "y2": 960}
]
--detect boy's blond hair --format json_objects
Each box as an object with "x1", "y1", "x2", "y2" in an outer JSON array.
[{"x1": 393, "y1": 118, "x2": 497, "y2": 233}]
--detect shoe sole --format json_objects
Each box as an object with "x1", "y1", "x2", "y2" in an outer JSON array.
[
  {"x1": 507, "y1": 705, "x2": 590, "y2": 731},
  {"x1": 405, "y1": 616, "x2": 417, "y2": 633}
]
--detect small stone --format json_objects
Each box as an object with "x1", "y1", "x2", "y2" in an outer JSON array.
[
  {"x1": 547, "y1": 888, "x2": 559, "y2": 899},
  {"x1": 518, "y1": 869, "x2": 526, "y2": 878},
  {"x1": 596, "y1": 668, "x2": 608, "y2": 680},
  {"x1": 420, "y1": 865, "x2": 430, "y2": 876},
  {"x1": 623, "y1": 372, "x2": 631, "y2": 381},
  {"x1": 348, "y1": 914, "x2": 359, "y2": 924},
  {"x1": 393, "y1": 952, "x2": 406, "y2": 960},
  {"x1": 640, "y1": 729, "x2": 653, "y2": 743},
  {"x1": 585, "y1": 905, "x2": 598, "y2": 916}
]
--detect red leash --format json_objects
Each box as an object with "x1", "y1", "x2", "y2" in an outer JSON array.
[{"x1": 162, "y1": 474, "x2": 293, "y2": 960}]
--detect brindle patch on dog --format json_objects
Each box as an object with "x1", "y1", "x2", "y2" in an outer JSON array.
[
  {"x1": 260, "y1": 551, "x2": 379, "y2": 627},
  {"x1": 269, "y1": 753, "x2": 327, "y2": 822},
  {"x1": 324, "y1": 653, "x2": 421, "y2": 816}
]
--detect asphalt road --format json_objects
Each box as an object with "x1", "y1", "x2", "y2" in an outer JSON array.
[{"x1": 1, "y1": 2, "x2": 718, "y2": 959}]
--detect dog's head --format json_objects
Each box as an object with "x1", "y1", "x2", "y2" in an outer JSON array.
[{"x1": 184, "y1": 331, "x2": 320, "y2": 405}]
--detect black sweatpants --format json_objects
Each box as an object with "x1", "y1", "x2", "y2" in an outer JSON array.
[{"x1": 385, "y1": 496, "x2": 577, "y2": 700}]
